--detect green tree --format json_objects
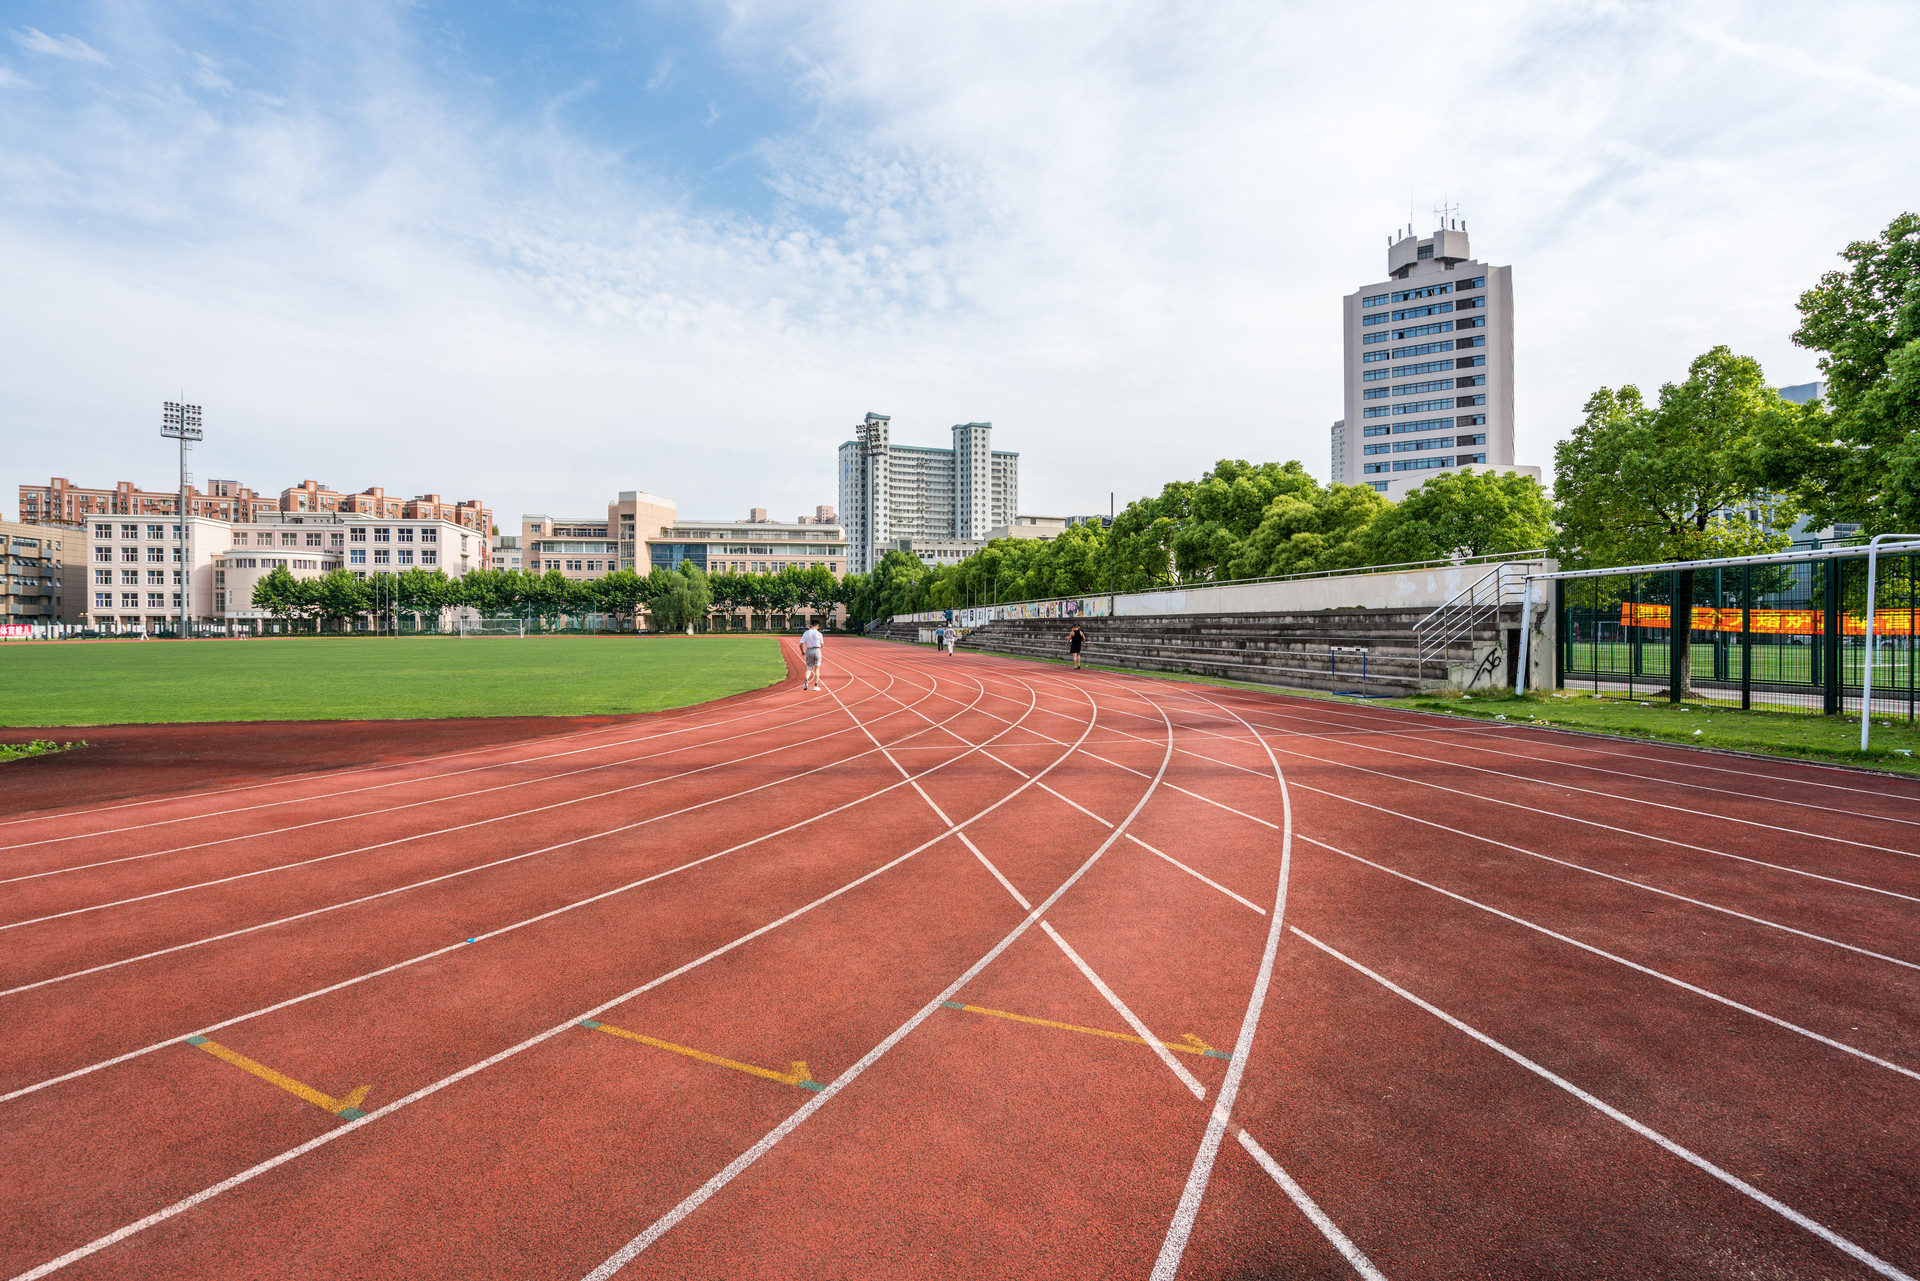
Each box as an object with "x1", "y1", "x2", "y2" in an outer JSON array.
[
  {"x1": 1553, "y1": 345, "x2": 1793, "y2": 695},
  {"x1": 1782, "y1": 212, "x2": 1920, "y2": 533},
  {"x1": 313, "y1": 569, "x2": 370, "y2": 630},
  {"x1": 251, "y1": 565, "x2": 302, "y2": 620},
  {"x1": 1357, "y1": 469, "x2": 1553, "y2": 565}
]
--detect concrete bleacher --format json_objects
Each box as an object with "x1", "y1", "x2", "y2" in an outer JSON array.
[{"x1": 870, "y1": 607, "x2": 1519, "y2": 697}]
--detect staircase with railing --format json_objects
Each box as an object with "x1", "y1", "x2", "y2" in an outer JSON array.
[{"x1": 1411, "y1": 560, "x2": 1532, "y2": 682}]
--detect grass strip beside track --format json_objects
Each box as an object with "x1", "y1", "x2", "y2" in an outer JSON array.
[
  {"x1": 1386, "y1": 690, "x2": 1920, "y2": 777},
  {"x1": 0, "y1": 740, "x2": 84, "y2": 764},
  {"x1": 0, "y1": 635, "x2": 785, "y2": 725}
]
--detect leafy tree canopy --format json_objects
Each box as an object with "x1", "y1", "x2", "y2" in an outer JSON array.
[
  {"x1": 1553, "y1": 345, "x2": 1795, "y2": 569},
  {"x1": 1357, "y1": 468, "x2": 1552, "y2": 566},
  {"x1": 1784, "y1": 211, "x2": 1920, "y2": 534}
]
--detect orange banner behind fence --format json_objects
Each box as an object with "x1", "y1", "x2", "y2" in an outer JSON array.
[{"x1": 1617, "y1": 603, "x2": 1915, "y2": 636}]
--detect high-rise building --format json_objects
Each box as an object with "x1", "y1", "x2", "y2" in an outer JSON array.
[
  {"x1": 837, "y1": 414, "x2": 1019, "y2": 573},
  {"x1": 1329, "y1": 419, "x2": 1348, "y2": 485},
  {"x1": 1334, "y1": 223, "x2": 1539, "y2": 500}
]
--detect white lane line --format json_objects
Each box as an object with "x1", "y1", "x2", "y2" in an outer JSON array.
[
  {"x1": 574, "y1": 675, "x2": 1167, "y2": 1279},
  {"x1": 1382, "y1": 726, "x2": 1920, "y2": 832},
  {"x1": 1294, "y1": 780, "x2": 1920, "y2": 973},
  {"x1": 1211, "y1": 690, "x2": 1920, "y2": 806},
  {"x1": 0, "y1": 683, "x2": 917, "y2": 934},
  {"x1": 0, "y1": 673, "x2": 827, "y2": 846},
  {"x1": 1150, "y1": 684, "x2": 1294, "y2": 1281},
  {"x1": 1039, "y1": 782, "x2": 1113, "y2": 828},
  {"x1": 1299, "y1": 835, "x2": 1920, "y2": 1083},
  {"x1": 0, "y1": 689, "x2": 880, "y2": 884},
  {"x1": 1291, "y1": 927, "x2": 1917, "y2": 1281},
  {"x1": 0, "y1": 667, "x2": 1020, "y2": 1100},
  {"x1": 1127, "y1": 835, "x2": 1267, "y2": 916},
  {"x1": 1257, "y1": 723, "x2": 1920, "y2": 860},
  {"x1": 956, "y1": 831, "x2": 1032, "y2": 910},
  {"x1": 1237, "y1": 1129, "x2": 1390, "y2": 1281},
  {"x1": 1039, "y1": 920, "x2": 1206, "y2": 1100},
  {"x1": 1041, "y1": 714, "x2": 1920, "y2": 973},
  {"x1": 1, "y1": 710, "x2": 940, "y2": 1000},
  {"x1": 3, "y1": 655, "x2": 1106, "y2": 1278}
]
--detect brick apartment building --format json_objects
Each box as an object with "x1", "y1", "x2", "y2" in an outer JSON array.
[{"x1": 21, "y1": 476, "x2": 491, "y2": 540}]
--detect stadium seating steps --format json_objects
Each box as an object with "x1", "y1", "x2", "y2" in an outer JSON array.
[{"x1": 867, "y1": 607, "x2": 1517, "y2": 696}]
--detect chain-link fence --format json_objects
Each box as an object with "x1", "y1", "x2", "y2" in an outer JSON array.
[{"x1": 1555, "y1": 549, "x2": 1918, "y2": 720}]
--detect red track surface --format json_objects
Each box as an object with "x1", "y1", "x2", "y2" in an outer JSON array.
[{"x1": 2, "y1": 638, "x2": 1916, "y2": 1280}]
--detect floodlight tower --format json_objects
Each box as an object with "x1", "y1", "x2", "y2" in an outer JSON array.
[{"x1": 161, "y1": 401, "x2": 203, "y2": 637}]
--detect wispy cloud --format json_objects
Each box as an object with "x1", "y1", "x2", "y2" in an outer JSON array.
[
  {"x1": 0, "y1": 0, "x2": 1915, "y2": 527},
  {"x1": 10, "y1": 27, "x2": 108, "y2": 64}
]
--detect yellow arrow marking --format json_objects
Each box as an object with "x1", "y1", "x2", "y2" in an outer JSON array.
[
  {"x1": 185, "y1": 1037, "x2": 372, "y2": 1116},
  {"x1": 581, "y1": 1021, "x2": 822, "y2": 1090},
  {"x1": 942, "y1": 1003, "x2": 1230, "y2": 1059}
]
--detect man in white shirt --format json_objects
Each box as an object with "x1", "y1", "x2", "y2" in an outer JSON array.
[{"x1": 800, "y1": 622, "x2": 824, "y2": 691}]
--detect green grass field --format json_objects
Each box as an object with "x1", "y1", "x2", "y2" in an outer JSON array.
[
  {"x1": 1565, "y1": 639, "x2": 1918, "y2": 688},
  {"x1": 0, "y1": 636, "x2": 788, "y2": 726}
]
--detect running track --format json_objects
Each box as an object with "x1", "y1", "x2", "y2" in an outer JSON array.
[{"x1": 2, "y1": 637, "x2": 1917, "y2": 1279}]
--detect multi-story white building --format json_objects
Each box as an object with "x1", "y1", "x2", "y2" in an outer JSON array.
[
  {"x1": 82, "y1": 511, "x2": 483, "y2": 630},
  {"x1": 1335, "y1": 222, "x2": 1539, "y2": 500},
  {"x1": 837, "y1": 414, "x2": 1019, "y2": 573},
  {"x1": 648, "y1": 516, "x2": 847, "y2": 576}
]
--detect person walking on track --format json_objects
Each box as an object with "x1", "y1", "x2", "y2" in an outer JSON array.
[
  {"x1": 801, "y1": 621, "x2": 825, "y2": 691},
  {"x1": 944, "y1": 626, "x2": 957, "y2": 656},
  {"x1": 1068, "y1": 622, "x2": 1086, "y2": 670}
]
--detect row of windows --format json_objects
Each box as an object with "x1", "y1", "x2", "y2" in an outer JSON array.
[
  {"x1": 1390, "y1": 354, "x2": 1486, "y2": 379},
  {"x1": 1361, "y1": 292, "x2": 1389, "y2": 307},
  {"x1": 1454, "y1": 295, "x2": 1485, "y2": 312},
  {"x1": 1362, "y1": 368, "x2": 1390, "y2": 382},
  {"x1": 1392, "y1": 397, "x2": 1458, "y2": 415},
  {"x1": 94, "y1": 523, "x2": 180, "y2": 541},
  {"x1": 96, "y1": 592, "x2": 179, "y2": 608},
  {"x1": 1361, "y1": 453, "x2": 1488, "y2": 474},
  {"x1": 1393, "y1": 377, "x2": 1454, "y2": 396},
  {"x1": 1457, "y1": 374, "x2": 1486, "y2": 388},
  {"x1": 1363, "y1": 316, "x2": 1471, "y2": 345},
  {"x1": 96, "y1": 545, "x2": 182, "y2": 564},
  {"x1": 1390, "y1": 282, "x2": 1452, "y2": 303},
  {"x1": 1362, "y1": 349, "x2": 1392, "y2": 364},
  {"x1": 94, "y1": 569, "x2": 178, "y2": 585},
  {"x1": 1363, "y1": 433, "x2": 1487, "y2": 455},
  {"x1": 1362, "y1": 388, "x2": 1389, "y2": 401},
  {"x1": 1392, "y1": 301, "x2": 1453, "y2": 321}
]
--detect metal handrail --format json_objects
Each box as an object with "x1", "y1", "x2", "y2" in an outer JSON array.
[{"x1": 1413, "y1": 560, "x2": 1532, "y2": 670}]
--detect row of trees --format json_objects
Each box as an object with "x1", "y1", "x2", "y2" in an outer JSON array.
[
  {"x1": 838, "y1": 463, "x2": 1553, "y2": 625},
  {"x1": 251, "y1": 559, "x2": 843, "y2": 631}
]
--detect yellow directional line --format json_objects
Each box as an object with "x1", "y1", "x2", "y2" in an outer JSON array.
[
  {"x1": 185, "y1": 1036, "x2": 372, "y2": 1118},
  {"x1": 941, "y1": 1002, "x2": 1231, "y2": 1059},
  {"x1": 579, "y1": 1020, "x2": 824, "y2": 1091}
]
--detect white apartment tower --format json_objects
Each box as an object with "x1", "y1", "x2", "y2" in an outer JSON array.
[
  {"x1": 838, "y1": 414, "x2": 1020, "y2": 573},
  {"x1": 1334, "y1": 222, "x2": 1538, "y2": 499}
]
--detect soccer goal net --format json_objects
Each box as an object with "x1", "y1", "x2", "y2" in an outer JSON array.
[{"x1": 460, "y1": 615, "x2": 528, "y2": 638}]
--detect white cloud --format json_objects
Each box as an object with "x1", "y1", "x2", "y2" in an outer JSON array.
[
  {"x1": 2, "y1": 0, "x2": 1918, "y2": 532},
  {"x1": 9, "y1": 27, "x2": 108, "y2": 64}
]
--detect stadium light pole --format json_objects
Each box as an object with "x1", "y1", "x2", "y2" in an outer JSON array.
[
  {"x1": 161, "y1": 402, "x2": 203, "y2": 638},
  {"x1": 1860, "y1": 534, "x2": 1920, "y2": 752}
]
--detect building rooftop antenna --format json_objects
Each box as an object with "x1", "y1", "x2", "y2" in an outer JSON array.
[{"x1": 1434, "y1": 199, "x2": 1460, "y2": 231}]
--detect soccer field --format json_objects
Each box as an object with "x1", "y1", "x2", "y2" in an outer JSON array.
[{"x1": 0, "y1": 635, "x2": 788, "y2": 726}]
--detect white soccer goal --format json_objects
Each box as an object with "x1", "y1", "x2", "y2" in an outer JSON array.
[{"x1": 460, "y1": 615, "x2": 528, "y2": 638}]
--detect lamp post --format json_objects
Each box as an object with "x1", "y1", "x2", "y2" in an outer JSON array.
[{"x1": 161, "y1": 402, "x2": 203, "y2": 638}]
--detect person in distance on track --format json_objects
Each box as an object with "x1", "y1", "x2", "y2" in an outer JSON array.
[
  {"x1": 945, "y1": 626, "x2": 957, "y2": 656},
  {"x1": 801, "y1": 620, "x2": 825, "y2": 692},
  {"x1": 1068, "y1": 622, "x2": 1086, "y2": 670}
]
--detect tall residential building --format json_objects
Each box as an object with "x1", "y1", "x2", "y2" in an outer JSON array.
[
  {"x1": 1329, "y1": 419, "x2": 1347, "y2": 485},
  {"x1": 1335, "y1": 223, "x2": 1539, "y2": 500},
  {"x1": 837, "y1": 414, "x2": 1020, "y2": 573}
]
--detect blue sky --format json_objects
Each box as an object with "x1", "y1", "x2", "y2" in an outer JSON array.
[{"x1": 3, "y1": 1, "x2": 1918, "y2": 529}]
